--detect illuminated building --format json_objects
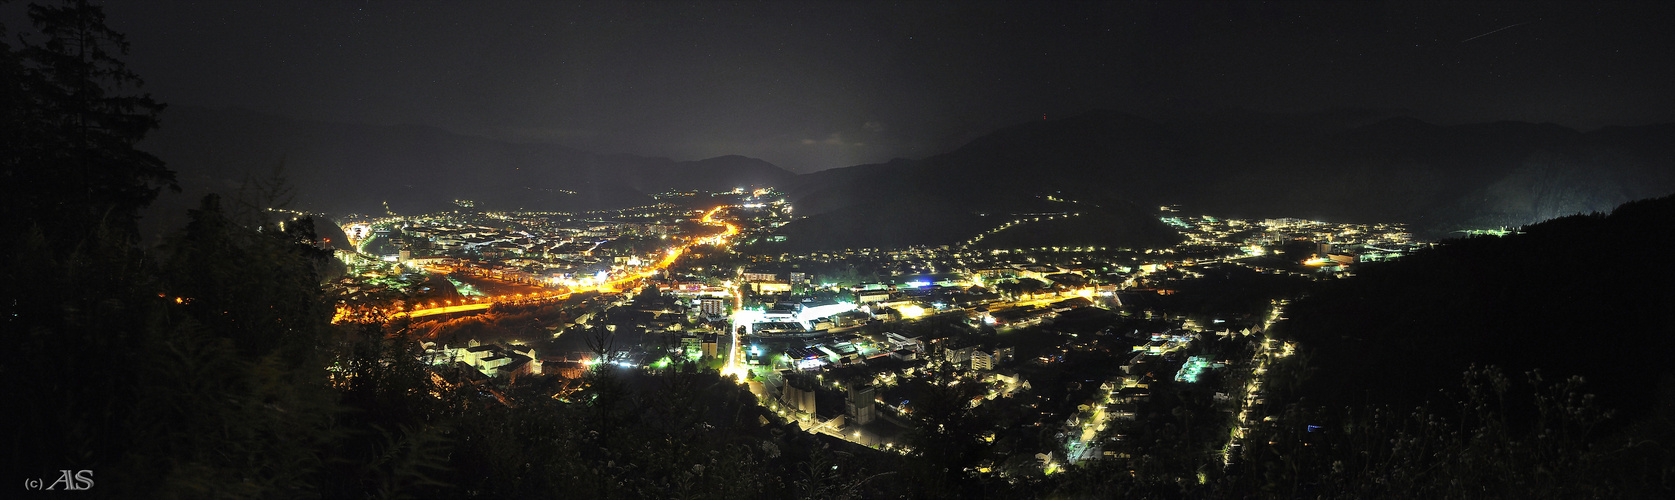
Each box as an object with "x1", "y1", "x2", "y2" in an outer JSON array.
[
  {"x1": 856, "y1": 289, "x2": 892, "y2": 303},
  {"x1": 741, "y1": 269, "x2": 778, "y2": 282},
  {"x1": 701, "y1": 334, "x2": 719, "y2": 358},
  {"x1": 846, "y1": 383, "x2": 877, "y2": 425},
  {"x1": 699, "y1": 297, "x2": 726, "y2": 317},
  {"x1": 749, "y1": 281, "x2": 792, "y2": 294},
  {"x1": 946, "y1": 345, "x2": 976, "y2": 364},
  {"x1": 782, "y1": 376, "x2": 817, "y2": 415}
]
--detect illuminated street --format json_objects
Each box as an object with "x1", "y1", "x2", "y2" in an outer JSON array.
[{"x1": 337, "y1": 205, "x2": 740, "y2": 323}]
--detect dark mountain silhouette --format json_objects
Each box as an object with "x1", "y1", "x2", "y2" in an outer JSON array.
[
  {"x1": 142, "y1": 107, "x2": 1673, "y2": 249},
  {"x1": 790, "y1": 110, "x2": 1184, "y2": 214},
  {"x1": 142, "y1": 106, "x2": 797, "y2": 218},
  {"x1": 774, "y1": 111, "x2": 1188, "y2": 251}
]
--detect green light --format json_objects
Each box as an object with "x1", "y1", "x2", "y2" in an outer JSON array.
[{"x1": 1175, "y1": 355, "x2": 1216, "y2": 383}]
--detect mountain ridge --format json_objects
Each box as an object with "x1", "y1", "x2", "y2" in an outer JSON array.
[
  {"x1": 141, "y1": 106, "x2": 1675, "y2": 249},
  {"x1": 144, "y1": 105, "x2": 798, "y2": 217}
]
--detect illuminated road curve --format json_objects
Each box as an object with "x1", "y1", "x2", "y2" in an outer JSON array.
[
  {"x1": 337, "y1": 205, "x2": 739, "y2": 323},
  {"x1": 406, "y1": 302, "x2": 492, "y2": 318}
]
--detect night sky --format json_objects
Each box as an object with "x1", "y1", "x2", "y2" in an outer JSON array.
[{"x1": 20, "y1": 1, "x2": 1672, "y2": 173}]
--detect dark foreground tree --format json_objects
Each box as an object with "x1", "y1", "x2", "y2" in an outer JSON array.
[
  {"x1": 2, "y1": 0, "x2": 172, "y2": 243},
  {"x1": 1226, "y1": 366, "x2": 1674, "y2": 499}
]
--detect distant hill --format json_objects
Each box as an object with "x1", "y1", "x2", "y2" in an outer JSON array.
[
  {"x1": 772, "y1": 111, "x2": 1190, "y2": 251},
  {"x1": 1277, "y1": 193, "x2": 1675, "y2": 419},
  {"x1": 788, "y1": 110, "x2": 1185, "y2": 215},
  {"x1": 141, "y1": 106, "x2": 797, "y2": 218},
  {"x1": 785, "y1": 109, "x2": 1675, "y2": 243}
]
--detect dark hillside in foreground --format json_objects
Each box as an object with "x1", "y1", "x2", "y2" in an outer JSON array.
[{"x1": 1276, "y1": 193, "x2": 1675, "y2": 419}]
